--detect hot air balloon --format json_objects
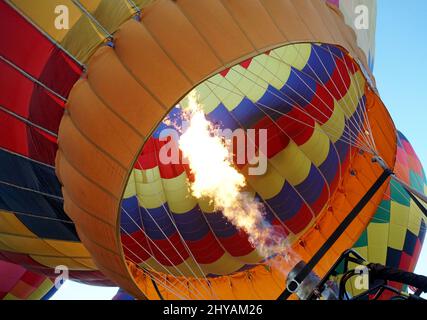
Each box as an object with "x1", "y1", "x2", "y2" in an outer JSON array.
[
  {"x1": 342, "y1": 131, "x2": 427, "y2": 299},
  {"x1": 0, "y1": 0, "x2": 425, "y2": 300}
]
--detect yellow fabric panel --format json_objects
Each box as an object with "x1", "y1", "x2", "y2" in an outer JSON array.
[
  {"x1": 123, "y1": 170, "x2": 137, "y2": 198},
  {"x1": 367, "y1": 223, "x2": 388, "y2": 264},
  {"x1": 162, "y1": 172, "x2": 196, "y2": 214},
  {"x1": 321, "y1": 101, "x2": 346, "y2": 143},
  {"x1": 10, "y1": 0, "x2": 83, "y2": 42},
  {"x1": 206, "y1": 72, "x2": 246, "y2": 112},
  {"x1": 230, "y1": 66, "x2": 268, "y2": 104},
  {"x1": 10, "y1": 0, "x2": 140, "y2": 62},
  {"x1": 272, "y1": 43, "x2": 312, "y2": 71},
  {"x1": 387, "y1": 224, "x2": 407, "y2": 251},
  {"x1": 246, "y1": 162, "x2": 285, "y2": 200},
  {"x1": 199, "y1": 253, "x2": 246, "y2": 276},
  {"x1": 0, "y1": 211, "x2": 35, "y2": 237},
  {"x1": 337, "y1": 71, "x2": 366, "y2": 117},
  {"x1": 0, "y1": 240, "x2": 13, "y2": 251},
  {"x1": 197, "y1": 197, "x2": 215, "y2": 213},
  {"x1": 299, "y1": 123, "x2": 330, "y2": 166},
  {"x1": 79, "y1": 0, "x2": 102, "y2": 12},
  {"x1": 269, "y1": 140, "x2": 311, "y2": 186},
  {"x1": 27, "y1": 278, "x2": 54, "y2": 300},
  {"x1": 249, "y1": 53, "x2": 291, "y2": 91},
  {"x1": 367, "y1": 245, "x2": 387, "y2": 265},
  {"x1": 191, "y1": 80, "x2": 224, "y2": 115},
  {"x1": 407, "y1": 200, "x2": 422, "y2": 236},
  {"x1": 355, "y1": 246, "x2": 368, "y2": 261},
  {"x1": 0, "y1": 234, "x2": 58, "y2": 255},
  {"x1": 60, "y1": 14, "x2": 105, "y2": 63},
  {"x1": 44, "y1": 239, "x2": 92, "y2": 258},
  {"x1": 135, "y1": 169, "x2": 166, "y2": 209},
  {"x1": 139, "y1": 257, "x2": 204, "y2": 278},
  {"x1": 3, "y1": 293, "x2": 18, "y2": 300},
  {"x1": 390, "y1": 201, "x2": 409, "y2": 228}
]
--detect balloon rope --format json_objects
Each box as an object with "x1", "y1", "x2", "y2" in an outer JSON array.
[
  {"x1": 324, "y1": 46, "x2": 377, "y2": 152},
  {"x1": 237, "y1": 52, "x2": 374, "y2": 152},
  {"x1": 0, "y1": 55, "x2": 67, "y2": 102},
  {"x1": 71, "y1": 0, "x2": 113, "y2": 39},
  {"x1": 120, "y1": 222, "x2": 205, "y2": 299},
  {"x1": 120, "y1": 206, "x2": 208, "y2": 299},
  {"x1": 205, "y1": 78, "x2": 372, "y2": 154},
  {"x1": 142, "y1": 140, "x2": 219, "y2": 298},
  {"x1": 4, "y1": 0, "x2": 85, "y2": 68},
  {"x1": 308, "y1": 45, "x2": 376, "y2": 152},
  {"x1": 205, "y1": 79, "x2": 320, "y2": 224},
  {"x1": 121, "y1": 241, "x2": 192, "y2": 300},
  {"x1": 0, "y1": 104, "x2": 58, "y2": 137}
]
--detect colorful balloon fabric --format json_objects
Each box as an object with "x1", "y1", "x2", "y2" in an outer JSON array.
[
  {"x1": 0, "y1": 259, "x2": 59, "y2": 300},
  {"x1": 346, "y1": 131, "x2": 427, "y2": 298},
  {"x1": 0, "y1": 0, "x2": 119, "y2": 286},
  {"x1": 0, "y1": 0, "x2": 423, "y2": 300},
  {"x1": 121, "y1": 42, "x2": 371, "y2": 277}
]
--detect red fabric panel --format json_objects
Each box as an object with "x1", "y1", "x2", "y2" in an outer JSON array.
[
  {"x1": 0, "y1": 61, "x2": 65, "y2": 134},
  {"x1": 0, "y1": 109, "x2": 57, "y2": 165}
]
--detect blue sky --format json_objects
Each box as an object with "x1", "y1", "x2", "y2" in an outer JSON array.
[
  {"x1": 375, "y1": 0, "x2": 427, "y2": 287},
  {"x1": 51, "y1": 0, "x2": 427, "y2": 300}
]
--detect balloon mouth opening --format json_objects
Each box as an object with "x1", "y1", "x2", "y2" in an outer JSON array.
[{"x1": 118, "y1": 43, "x2": 374, "y2": 295}]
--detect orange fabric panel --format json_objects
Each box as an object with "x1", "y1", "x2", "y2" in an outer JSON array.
[
  {"x1": 122, "y1": 89, "x2": 396, "y2": 299},
  {"x1": 114, "y1": 20, "x2": 192, "y2": 108},
  {"x1": 220, "y1": 0, "x2": 286, "y2": 49},
  {"x1": 56, "y1": 151, "x2": 119, "y2": 226},
  {"x1": 142, "y1": 0, "x2": 222, "y2": 83},
  {"x1": 58, "y1": 115, "x2": 127, "y2": 198},
  {"x1": 177, "y1": 0, "x2": 255, "y2": 63},
  {"x1": 261, "y1": 0, "x2": 313, "y2": 41},
  {"x1": 62, "y1": 191, "x2": 117, "y2": 251},
  {"x1": 67, "y1": 79, "x2": 144, "y2": 169},
  {"x1": 87, "y1": 46, "x2": 166, "y2": 136}
]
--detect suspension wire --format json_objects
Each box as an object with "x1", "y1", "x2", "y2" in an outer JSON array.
[
  {"x1": 247, "y1": 49, "x2": 375, "y2": 152},
  {"x1": 322, "y1": 45, "x2": 378, "y2": 152},
  {"x1": 5, "y1": 0, "x2": 85, "y2": 68},
  {"x1": 248, "y1": 54, "x2": 372, "y2": 153},
  {"x1": 127, "y1": 197, "x2": 215, "y2": 298},
  {"x1": 203, "y1": 79, "x2": 320, "y2": 224},
  {"x1": 121, "y1": 227, "x2": 204, "y2": 300},
  {"x1": 122, "y1": 242, "x2": 192, "y2": 300},
  {"x1": 126, "y1": 0, "x2": 142, "y2": 15},
  {"x1": 0, "y1": 105, "x2": 58, "y2": 137},
  {"x1": 218, "y1": 57, "x2": 373, "y2": 151},
  {"x1": 198, "y1": 85, "x2": 304, "y2": 237},
  {"x1": 0, "y1": 55, "x2": 67, "y2": 102},
  {"x1": 120, "y1": 206, "x2": 208, "y2": 299},
  {"x1": 320, "y1": 45, "x2": 378, "y2": 152},
  {"x1": 307, "y1": 45, "x2": 376, "y2": 153},
  {"x1": 131, "y1": 154, "x2": 215, "y2": 298},
  {"x1": 71, "y1": 0, "x2": 113, "y2": 39},
  {"x1": 141, "y1": 140, "x2": 218, "y2": 298},
  {"x1": 309, "y1": 45, "x2": 376, "y2": 152},
  {"x1": 263, "y1": 48, "x2": 374, "y2": 152}
]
